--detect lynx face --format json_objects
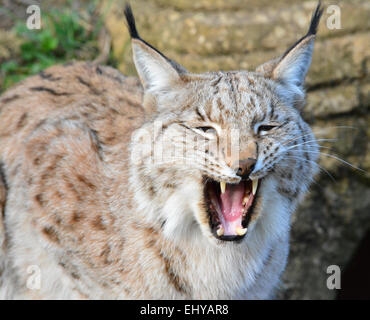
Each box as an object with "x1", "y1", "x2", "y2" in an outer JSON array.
[{"x1": 126, "y1": 5, "x2": 322, "y2": 245}]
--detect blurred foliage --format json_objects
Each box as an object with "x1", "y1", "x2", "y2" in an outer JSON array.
[{"x1": 0, "y1": 0, "x2": 115, "y2": 92}]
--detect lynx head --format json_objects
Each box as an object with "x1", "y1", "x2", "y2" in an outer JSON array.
[{"x1": 126, "y1": 4, "x2": 323, "y2": 246}]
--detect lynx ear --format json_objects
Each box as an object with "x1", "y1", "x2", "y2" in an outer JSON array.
[
  {"x1": 124, "y1": 4, "x2": 186, "y2": 93},
  {"x1": 256, "y1": 2, "x2": 323, "y2": 103}
]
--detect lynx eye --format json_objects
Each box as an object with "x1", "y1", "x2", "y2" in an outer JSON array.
[
  {"x1": 258, "y1": 125, "x2": 276, "y2": 132},
  {"x1": 255, "y1": 124, "x2": 279, "y2": 136},
  {"x1": 192, "y1": 126, "x2": 217, "y2": 139},
  {"x1": 196, "y1": 126, "x2": 215, "y2": 133}
]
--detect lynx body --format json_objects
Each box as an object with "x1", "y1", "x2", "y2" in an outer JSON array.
[{"x1": 0, "y1": 4, "x2": 322, "y2": 299}]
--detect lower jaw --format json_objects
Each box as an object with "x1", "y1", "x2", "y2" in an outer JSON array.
[
  {"x1": 210, "y1": 203, "x2": 255, "y2": 242},
  {"x1": 215, "y1": 234, "x2": 246, "y2": 242}
]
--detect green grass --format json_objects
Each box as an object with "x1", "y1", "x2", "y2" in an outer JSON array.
[{"x1": 1, "y1": 2, "x2": 115, "y2": 92}]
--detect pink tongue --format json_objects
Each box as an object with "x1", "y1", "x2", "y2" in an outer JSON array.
[{"x1": 220, "y1": 183, "x2": 245, "y2": 222}]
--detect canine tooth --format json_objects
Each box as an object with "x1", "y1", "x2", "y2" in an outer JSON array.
[
  {"x1": 217, "y1": 227, "x2": 224, "y2": 237},
  {"x1": 220, "y1": 181, "x2": 226, "y2": 194},
  {"x1": 242, "y1": 196, "x2": 249, "y2": 206},
  {"x1": 236, "y1": 227, "x2": 247, "y2": 236},
  {"x1": 252, "y1": 179, "x2": 259, "y2": 195}
]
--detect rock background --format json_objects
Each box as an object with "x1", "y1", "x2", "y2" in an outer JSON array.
[{"x1": 1, "y1": 0, "x2": 369, "y2": 299}]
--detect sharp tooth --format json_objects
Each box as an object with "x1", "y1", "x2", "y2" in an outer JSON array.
[
  {"x1": 220, "y1": 181, "x2": 226, "y2": 194},
  {"x1": 252, "y1": 179, "x2": 259, "y2": 195},
  {"x1": 217, "y1": 226, "x2": 224, "y2": 237},
  {"x1": 236, "y1": 227, "x2": 248, "y2": 236},
  {"x1": 242, "y1": 196, "x2": 249, "y2": 206}
]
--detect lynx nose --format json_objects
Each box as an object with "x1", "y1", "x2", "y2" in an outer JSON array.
[
  {"x1": 225, "y1": 141, "x2": 257, "y2": 179},
  {"x1": 235, "y1": 158, "x2": 256, "y2": 179}
]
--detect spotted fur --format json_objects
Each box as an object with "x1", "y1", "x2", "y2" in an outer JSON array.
[{"x1": 0, "y1": 4, "x2": 322, "y2": 299}]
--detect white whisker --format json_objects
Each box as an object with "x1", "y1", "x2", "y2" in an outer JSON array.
[
  {"x1": 284, "y1": 155, "x2": 336, "y2": 182},
  {"x1": 304, "y1": 151, "x2": 366, "y2": 173},
  {"x1": 285, "y1": 139, "x2": 335, "y2": 151}
]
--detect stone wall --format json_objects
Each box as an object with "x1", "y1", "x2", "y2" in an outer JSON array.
[{"x1": 103, "y1": 0, "x2": 370, "y2": 299}]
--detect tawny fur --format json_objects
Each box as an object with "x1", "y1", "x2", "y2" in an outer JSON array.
[{"x1": 0, "y1": 4, "x2": 322, "y2": 299}]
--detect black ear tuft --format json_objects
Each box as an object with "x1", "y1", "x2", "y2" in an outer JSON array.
[
  {"x1": 123, "y1": 3, "x2": 174, "y2": 63},
  {"x1": 307, "y1": 1, "x2": 324, "y2": 36},
  {"x1": 281, "y1": 2, "x2": 323, "y2": 59},
  {"x1": 124, "y1": 3, "x2": 140, "y2": 39}
]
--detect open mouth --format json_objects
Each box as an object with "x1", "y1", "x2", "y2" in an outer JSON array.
[{"x1": 204, "y1": 177, "x2": 260, "y2": 242}]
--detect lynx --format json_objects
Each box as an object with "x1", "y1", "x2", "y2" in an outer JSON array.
[{"x1": 0, "y1": 3, "x2": 323, "y2": 299}]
